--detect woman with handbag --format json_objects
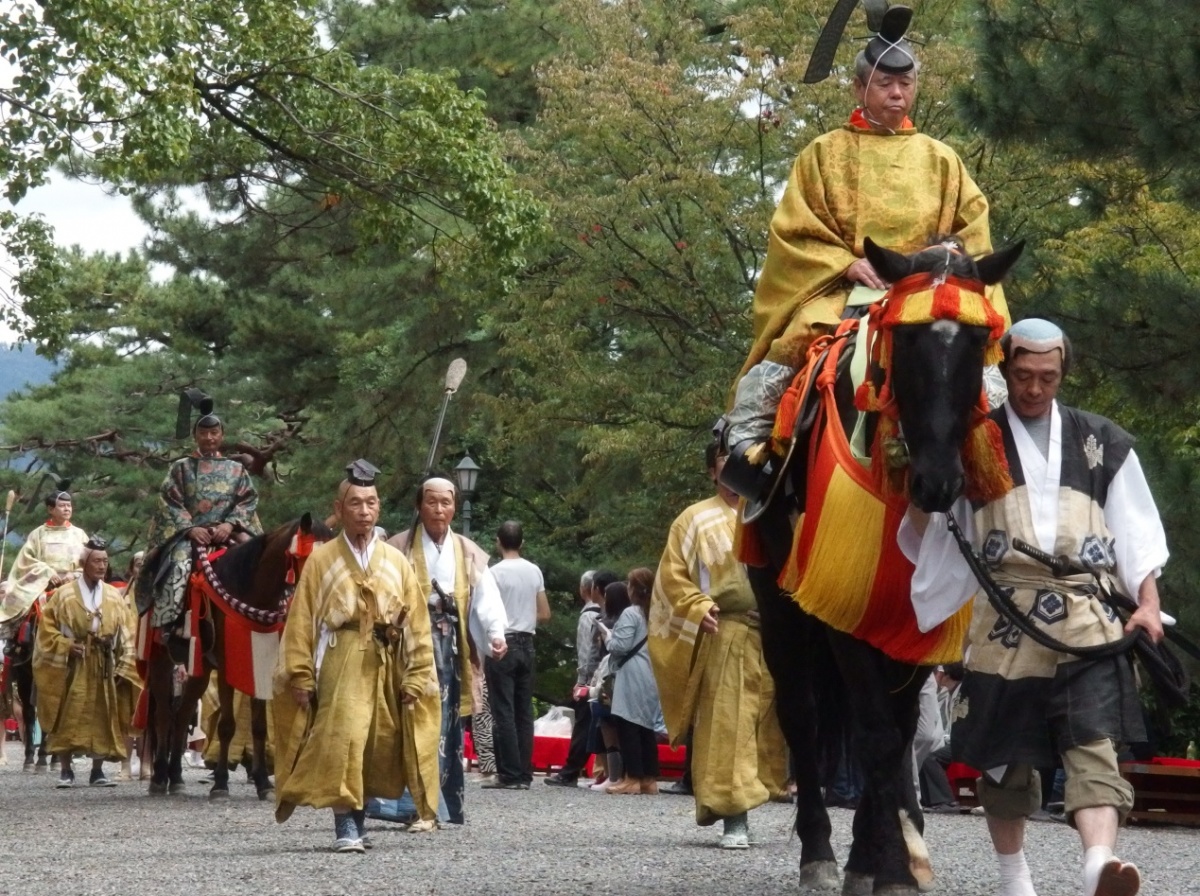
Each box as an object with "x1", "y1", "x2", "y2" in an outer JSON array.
[{"x1": 604, "y1": 570, "x2": 664, "y2": 795}]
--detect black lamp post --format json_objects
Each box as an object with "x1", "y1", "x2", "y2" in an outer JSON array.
[{"x1": 454, "y1": 454, "x2": 482, "y2": 536}]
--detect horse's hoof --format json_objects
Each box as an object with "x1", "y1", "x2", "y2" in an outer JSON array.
[
  {"x1": 910, "y1": 857, "x2": 935, "y2": 892},
  {"x1": 168, "y1": 781, "x2": 186, "y2": 795},
  {"x1": 209, "y1": 787, "x2": 230, "y2": 800},
  {"x1": 256, "y1": 786, "x2": 275, "y2": 802},
  {"x1": 148, "y1": 781, "x2": 168, "y2": 796},
  {"x1": 841, "y1": 871, "x2": 873, "y2": 896},
  {"x1": 873, "y1": 887, "x2": 922, "y2": 896},
  {"x1": 799, "y1": 859, "x2": 841, "y2": 891}
]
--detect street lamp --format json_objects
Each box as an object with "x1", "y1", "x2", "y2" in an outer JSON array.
[{"x1": 454, "y1": 454, "x2": 482, "y2": 536}]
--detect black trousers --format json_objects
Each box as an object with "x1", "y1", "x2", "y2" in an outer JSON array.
[
  {"x1": 560, "y1": 696, "x2": 593, "y2": 779},
  {"x1": 614, "y1": 716, "x2": 660, "y2": 779},
  {"x1": 484, "y1": 633, "x2": 536, "y2": 785}
]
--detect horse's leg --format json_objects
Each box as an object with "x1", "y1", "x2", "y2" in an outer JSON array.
[
  {"x1": 170, "y1": 673, "x2": 209, "y2": 793},
  {"x1": 249, "y1": 697, "x2": 273, "y2": 800},
  {"x1": 147, "y1": 652, "x2": 173, "y2": 795},
  {"x1": 829, "y1": 632, "x2": 923, "y2": 895},
  {"x1": 211, "y1": 668, "x2": 235, "y2": 798},
  {"x1": 749, "y1": 565, "x2": 839, "y2": 890},
  {"x1": 13, "y1": 665, "x2": 35, "y2": 770},
  {"x1": 890, "y1": 663, "x2": 934, "y2": 891}
]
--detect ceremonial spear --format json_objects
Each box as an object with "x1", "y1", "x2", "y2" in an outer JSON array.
[
  {"x1": 422, "y1": 358, "x2": 468, "y2": 476},
  {"x1": 0, "y1": 489, "x2": 15, "y2": 574}
]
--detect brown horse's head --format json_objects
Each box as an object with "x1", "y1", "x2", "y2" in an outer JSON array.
[
  {"x1": 860, "y1": 236, "x2": 1024, "y2": 512},
  {"x1": 214, "y1": 513, "x2": 335, "y2": 607}
]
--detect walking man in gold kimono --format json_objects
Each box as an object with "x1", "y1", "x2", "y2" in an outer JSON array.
[
  {"x1": 649, "y1": 440, "x2": 788, "y2": 849},
  {"x1": 273, "y1": 460, "x2": 438, "y2": 854},
  {"x1": 723, "y1": 8, "x2": 1008, "y2": 467},
  {"x1": 33, "y1": 537, "x2": 139, "y2": 788}
]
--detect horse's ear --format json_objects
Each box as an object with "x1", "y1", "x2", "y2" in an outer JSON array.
[
  {"x1": 974, "y1": 240, "x2": 1025, "y2": 285},
  {"x1": 300, "y1": 512, "x2": 312, "y2": 534},
  {"x1": 863, "y1": 237, "x2": 913, "y2": 284}
]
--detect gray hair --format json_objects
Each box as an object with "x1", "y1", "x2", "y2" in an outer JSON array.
[
  {"x1": 854, "y1": 49, "x2": 921, "y2": 85},
  {"x1": 580, "y1": 569, "x2": 595, "y2": 590}
]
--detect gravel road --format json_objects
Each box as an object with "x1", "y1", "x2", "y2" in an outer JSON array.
[{"x1": 2, "y1": 743, "x2": 1197, "y2": 896}]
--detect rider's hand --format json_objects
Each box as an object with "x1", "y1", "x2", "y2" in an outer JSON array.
[
  {"x1": 846, "y1": 258, "x2": 889, "y2": 290},
  {"x1": 47, "y1": 574, "x2": 64, "y2": 589},
  {"x1": 212, "y1": 523, "x2": 234, "y2": 543},
  {"x1": 188, "y1": 527, "x2": 212, "y2": 546},
  {"x1": 700, "y1": 604, "x2": 720, "y2": 634},
  {"x1": 291, "y1": 687, "x2": 312, "y2": 708}
]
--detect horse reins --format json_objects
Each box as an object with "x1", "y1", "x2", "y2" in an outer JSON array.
[
  {"x1": 943, "y1": 510, "x2": 1137, "y2": 660},
  {"x1": 195, "y1": 547, "x2": 292, "y2": 626}
]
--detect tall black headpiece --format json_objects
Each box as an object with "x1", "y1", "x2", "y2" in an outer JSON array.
[
  {"x1": 176, "y1": 388, "x2": 222, "y2": 439},
  {"x1": 804, "y1": 1, "x2": 916, "y2": 84},
  {"x1": 345, "y1": 459, "x2": 381, "y2": 488},
  {"x1": 44, "y1": 479, "x2": 72, "y2": 507},
  {"x1": 83, "y1": 535, "x2": 108, "y2": 553}
]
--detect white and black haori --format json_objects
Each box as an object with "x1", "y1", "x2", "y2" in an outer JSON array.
[{"x1": 899, "y1": 399, "x2": 1169, "y2": 772}]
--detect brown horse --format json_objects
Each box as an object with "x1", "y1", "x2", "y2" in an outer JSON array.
[
  {"x1": 144, "y1": 514, "x2": 332, "y2": 798},
  {"x1": 1, "y1": 605, "x2": 48, "y2": 770}
]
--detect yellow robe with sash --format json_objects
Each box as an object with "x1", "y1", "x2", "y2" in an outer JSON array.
[
  {"x1": 649, "y1": 496, "x2": 788, "y2": 824},
  {"x1": 33, "y1": 579, "x2": 137, "y2": 758},
  {"x1": 272, "y1": 536, "x2": 438, "y2": 822},
  {"x1": 740, "y1": 119, "x2": 1006, "y2": 383},
  {"x1": 1, "y1": 523, "x2": 89, "y2": 625}
]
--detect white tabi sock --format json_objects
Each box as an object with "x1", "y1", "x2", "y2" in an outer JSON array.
[
  {"x1": 1083, "y1": 846, "x2": 1114, "y2": 896},
  {"x1": 996, "y1": 849, "x2": 1038, "y2": 896}
]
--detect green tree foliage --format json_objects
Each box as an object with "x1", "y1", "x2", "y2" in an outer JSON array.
[{"x1": 0, "y1": 0, "x2": 543, "y2": 341}]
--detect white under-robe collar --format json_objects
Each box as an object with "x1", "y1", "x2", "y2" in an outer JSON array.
[{"x1": 1004, "y1": 400, "x2": 1062, "y2": 553}]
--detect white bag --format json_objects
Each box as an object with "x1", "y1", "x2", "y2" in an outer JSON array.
[{"x1": 533, "y1": 705, "x2": 574, "y2": 738}]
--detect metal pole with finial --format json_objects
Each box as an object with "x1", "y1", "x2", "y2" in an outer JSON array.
[
  {"x1": 422, "y1": 358, "x2": 468, "y2": 476},
  {"x1": 0, "y1": 489, "x2": 15, "y2": 575}
]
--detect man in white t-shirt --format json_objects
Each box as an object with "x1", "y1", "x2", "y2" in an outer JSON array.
[{"x1": 483, "y1": 520, "x2": 550, "y2": 789}]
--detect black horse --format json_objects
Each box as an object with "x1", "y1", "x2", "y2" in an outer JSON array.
[{"x1": 745, "y1": 237, "x2": 1022, "y2": 894}]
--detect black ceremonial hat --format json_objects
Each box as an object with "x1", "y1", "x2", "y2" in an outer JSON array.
[
  {"x1": 83, "y1": 535, "x2": 108, "y2": 552},
  {"x1": 863, "y1": 5, "x2": 916, "y2": 75},
  {"x1": 44, "y1": 479, "x2": 72, "y2": 507},
  {"x1": 345, "y1": 459, "x2": 381, "y2": 487}
]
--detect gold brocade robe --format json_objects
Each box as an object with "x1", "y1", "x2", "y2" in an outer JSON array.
[
  {"x1": 0, "y1": 523, "x2": 89, "y2": 625},
  {"x1": 32, "y1": 579, "x2": 137, "y2": 758},
  {"x1": 739, "y1": 119, "x2": 1008, "y2": 383},
  {"x1": 649, "y1": 496, "x2": 788, "y2": 824},
  {"x1": 272, "y1": 536, "x2": 438, "y2": 822}
]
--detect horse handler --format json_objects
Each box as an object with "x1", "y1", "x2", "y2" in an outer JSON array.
[
  {"x1": 273, "y1": 460, "x2": 440, "y2": 853},
  {"x1": 33, "y1": 537, "x2": 138, "y2": 788},
  {"x1": 901, "y1": 319, "x2": 1168, "y2": 896}
]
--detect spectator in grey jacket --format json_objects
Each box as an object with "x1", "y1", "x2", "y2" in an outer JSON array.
[{"x1": 545, "y1": 570, "x2": 619, "y2": 786}]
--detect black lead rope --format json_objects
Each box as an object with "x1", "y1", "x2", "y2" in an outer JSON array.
[
  {"x1": 944, "y1": 511, "x2": 1191, "y2": 708},
  {"x1": 943, "y1": 511, "x2": 1137, "y2": 660}
]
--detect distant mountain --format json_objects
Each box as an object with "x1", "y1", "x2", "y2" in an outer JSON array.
[{"x1": 0, "y1": 343, "x2": 57, "y2": 399}]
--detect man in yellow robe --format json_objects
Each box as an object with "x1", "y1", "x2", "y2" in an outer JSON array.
[
  {"x1": 273, "y1": 460, "x2": 437, "y2": 854},
  {"x1": 724, "y1": 27, "x2": 1008, "y2": 460},
  {"x1": 1, "y1": 488, "x2": 89, "y2": 625},
  {"x1": 1, "y1": 487, "x2": 89, "y2": 771},
  {"x1": 648, "y1": 441, "x2": 788, "y2": 848},
  {"x1": 33, "y1": 537, "x2": 138, "y2": 788}
]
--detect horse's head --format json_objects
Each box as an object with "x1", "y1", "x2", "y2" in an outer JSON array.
[
  {"x1": 214, "y1": 513, "x2": 335, "y2": 606},
  {"x1": 860, "y1": 236, "x2": 1024, "y2": 512}
]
